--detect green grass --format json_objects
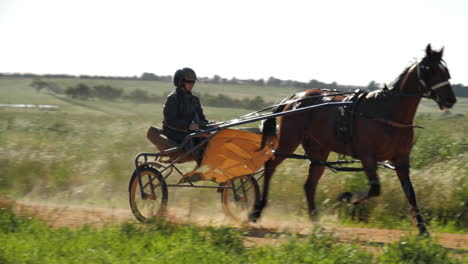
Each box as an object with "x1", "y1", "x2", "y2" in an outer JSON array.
[
  {"x1": 1, "y1": 208, "x2": 464, "y2": 264},
  {"x1": 0, "y1": 76, "x2": 467, "y2": 233}
]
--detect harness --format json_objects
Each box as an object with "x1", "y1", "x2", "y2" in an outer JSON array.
[{"x1": 335, "y1": 89, "x2": 366, "y2": 150}]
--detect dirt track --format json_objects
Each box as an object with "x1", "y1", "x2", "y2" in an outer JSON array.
[{"x1": 1, "y1": 199, "x2": 467, "y2": 250}]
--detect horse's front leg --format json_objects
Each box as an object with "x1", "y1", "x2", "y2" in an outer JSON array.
[
  {"x1": 337, "y1": 158, "x2": 380, "y2": 203},
  {"x1": 392, "y1": 156, "x2": 429, "y2": 236}
]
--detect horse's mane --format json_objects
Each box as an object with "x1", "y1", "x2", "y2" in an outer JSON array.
[
  {"x1": 365, "y1": 62, "x2": 416, "y2": 99},
  {"x1": 387, "y1": 63, "x2": 414, "y2": 91}
]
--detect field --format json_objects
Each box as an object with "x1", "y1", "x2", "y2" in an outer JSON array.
[{"x1": 0, "y1": 77, "x2": 467, "y2": 262}]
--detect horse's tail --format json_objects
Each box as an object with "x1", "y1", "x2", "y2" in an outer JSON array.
[
  {"x1": 259, "y1": 96, "x2": 290, "y2": 150},
  {"x1": 259, "y1": 118, "x2": 277, "y2": 150}
]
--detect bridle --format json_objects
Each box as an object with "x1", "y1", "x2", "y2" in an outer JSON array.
[
  {"x1": 366, "y1": 56, "x2": 453, "y2": 127},
  {"x1": 415, "y1": 59, "x2": 451, "y2": 98},
  {"x1": 390, "y1": 59, "x2": 451, "y2": 104}
]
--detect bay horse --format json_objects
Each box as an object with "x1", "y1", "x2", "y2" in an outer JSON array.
[{"x1": 251, "y1": 44, "x2": 456, "y2": 235}]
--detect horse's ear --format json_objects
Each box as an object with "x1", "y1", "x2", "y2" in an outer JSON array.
[
  {"x1": 440, "y1": 46, "x2": 444, "y2": 57},
  {"x1": 426, "y1": 44, "x2": 432, "y2": 56}
]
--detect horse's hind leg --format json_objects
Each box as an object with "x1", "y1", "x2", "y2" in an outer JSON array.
[
  {"x1": 304, "y1": 163, "x2": 327, "y2": 220},
  {"x1": 249, "y1": 157, "x2": 285, "y2": 222},
  {"x1": 303, "y1": 141, "x2": 329, "y2": 220},
  {"x1": 392, "y1": 155, "x2": 428, "y2": 236},
  {"x1": 249, "y1": 130, "x2": 302, "y2": 222}
]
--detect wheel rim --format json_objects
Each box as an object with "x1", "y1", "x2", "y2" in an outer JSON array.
[
  {"x1": 129, "y1": 169, "x2": 167, "y2": 222},
  {"x1": 222, "y1": 175, "x2": 259, "y2": 222}
]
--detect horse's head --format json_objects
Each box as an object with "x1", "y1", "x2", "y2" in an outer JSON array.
[{"x1": 417, "y1": 44, "x2": 457, "y2": 110}]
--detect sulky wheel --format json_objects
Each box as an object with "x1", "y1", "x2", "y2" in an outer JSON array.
[
  {"x1": 129, "y1": 167, "x2": 168, "y2": 222},
  {"x1": 221, "y1": 175, "x2": 260, "y2": 223}
]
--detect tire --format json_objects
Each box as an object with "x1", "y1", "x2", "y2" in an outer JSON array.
[
  {"x1": 129, "y1": 167, "x2": 168, "y2": 222},
  {"x1": 221, "y1": 175, "x2": 260, "y2": 223}
]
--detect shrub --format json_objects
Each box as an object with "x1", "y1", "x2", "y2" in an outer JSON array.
[
  {"x1": 127, "y1": 89, "x2": 151, "y2": 103},
  {"x1": 65, "y1": 83, "x2": 92, "y2": 100},
  {"x1": 93, "y1": 85, "x2": 123, "y2": 100},
  {"x1": 378, "y1": 235, "x2": 461, "y2": 264}
]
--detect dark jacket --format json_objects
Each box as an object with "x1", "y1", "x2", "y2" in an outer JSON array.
[{"x1": 162, "y1": 87, "x2": 208, "y2": 143}]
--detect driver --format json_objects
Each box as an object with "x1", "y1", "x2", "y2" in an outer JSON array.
[{"x1": 162, "y1": 67, "x2": 210, "y2": 164}]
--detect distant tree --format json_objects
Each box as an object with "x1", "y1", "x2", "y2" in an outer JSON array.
[
  {"x1": 76, "y1": 84, "x2": 91, "y2": 99},
  {"x1": 267, "y1": 77, "x2": 281, "y2": 87},
  {"x1": 141, "y1": 72, "x2": 158, "y2": 81},
  {"x1": 452, "y1": 84, "x2": 468, "y2": 97},
  {"x1": 128, "y1": 89, "x2": 151, "y2": 103},
  {"x1": 65, "y1": 83, "x2": 91, "y2": 100},
  {"x1": 93, "y1": 85, "x2": 123, "y2": 100},
  {"x1": 308, "y1": 79, "x2": 327, "y2": 89},
  {"x1": 30, "y1": 79, "x2": 63, "y2": 94},
  {"x1": 245, "y1": 79, "x2": 264, "y2": 86},
  {"x1": 212, "y1": 75, "x2": 221, "y2": 83},
  {"x1": 245, "y1": 96, "x2": 265, "y2": 109},
  {"x1": 367, "y1": 81, "x2": 379, "y2": 91},
  {"x1": 30, "y1": 78, "x2": 49, "y2": 92},
  {"x1": 229, "y1": 77, "x2": 239, "y2": 85},
  {"x1": 47, "y1": 82, "x2": 63, "y2": 94},
  {"x1": 149, "y1": 94, "x2": 163, "y2": 103}
]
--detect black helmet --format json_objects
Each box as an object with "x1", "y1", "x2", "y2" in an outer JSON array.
[{"x1": 173, "y1": 67, "x2": 197, "y2": 86}]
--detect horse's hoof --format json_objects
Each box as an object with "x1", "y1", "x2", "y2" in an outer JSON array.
[
  {"x1": 337, "y1": 192, "x2": 353, "y2": 203},
  {"x1": 418, "y1": 226, "x2": 430, "y2": 237},
  {"x1": 308, "y1": 210, "x2": 319, "y2": 222},
  {"x1": 418, "y1": 232, "x2": 430, "y2": 238},
  {"x1": 249, "y1": 210, "x2": 260, "y2": 223}
]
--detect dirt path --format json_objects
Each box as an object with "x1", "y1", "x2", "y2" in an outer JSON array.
[{"x1": 1, "y1": 199, "x2": 466, "y2": 250}]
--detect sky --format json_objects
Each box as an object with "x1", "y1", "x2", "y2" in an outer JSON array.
[{"x1": 1, "y1": 0, "x2": 467, "y2": 86}]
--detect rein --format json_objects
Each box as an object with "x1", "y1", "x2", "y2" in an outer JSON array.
[
  {"x1": 238, "y1": 91, "x2": 356, "y2": 118},
  {"x1": 372, "y1": 118, "x2": 423, "y2": 128},
  {"x1": 213, "y1": 91, "x2": 356, "y2": 127}
]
